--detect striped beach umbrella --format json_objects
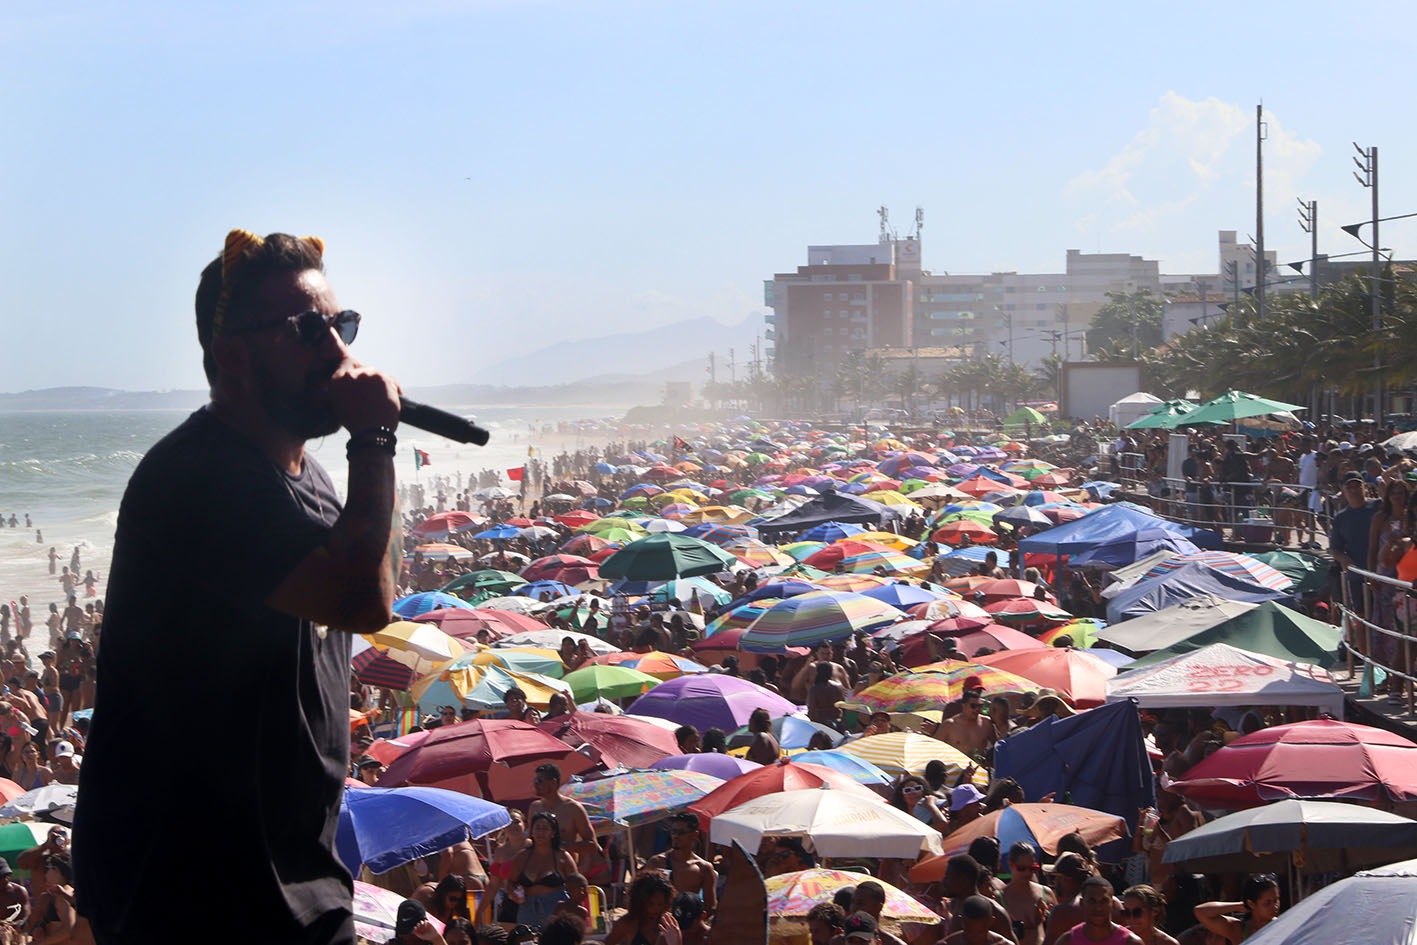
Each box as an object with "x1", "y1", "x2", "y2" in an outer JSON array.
[
  {"x1": 725, "y1": 540, "x2": 794, "y2": 569},
  {"x1": 1138, "y1": 551, "x2": 1293, "y2": 592},
  {"x1": 837, "y1": 732, "x2": 988, "y2": 787},
  {"x1": 563, "y1": 769, "x2": 724, "y2": 827},
  {"x1": 814, "y1": 573, "x2": 894, "y2": 593},
  {"x1": 837, "y1": 549, "x2": 930, "y2": 575},
  {"x1": 848, "y1": 662, "x2": 1040, "y2": 711},
  {"x1": 741, "y1": 590, "x2": 901, "y2": 652},
  {"x1": 704, "y1": 598, "x2": 784, "y2": 638},
  {"x1": 404, "y1": 543, "x2": 477, "y2": 565},
  {"x1": 779, "y1": 541, "x2": 828, "y2": 562},
  {"x1": 1039, "y1": 618, "x2": 1107, "y2": 648},
  {"x1": 766, "y1": 869, "x2": 940, "y2": 922}
]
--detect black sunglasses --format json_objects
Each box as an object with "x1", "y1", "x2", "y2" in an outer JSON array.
[
  {"x1": 1122, "y1": 907, "x2": 1146, "y2": 918},
  {"x1": 233, "y1": 310, "x2": 360, "y2": 346}
]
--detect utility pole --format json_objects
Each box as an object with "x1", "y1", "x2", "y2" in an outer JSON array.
[
  {"x1": 1297, "y1": 198, "x2": 1319, "y2": 297},
  {"x1": 1226, "y1": 261, "x2": 1240, "y2": 314},
  {"x1": 1194, "y1": 278, "x2": 1209, "y2": 329},
  {"x1": 1256, "y1": 103, "x2": 1267, "y2": 322},
  {"x1": 728, "y1": 347, "x2": 736, "y2": 385},
  {"x1": 1129, "y1": 288, "x2": 1139, "y2": 357},
  {"x1": 707, "y1": 351, "x2": 716, "y2": 385},
  {"x1": 1354, "y1": 143, "x2": 1381, "y2": 422}
]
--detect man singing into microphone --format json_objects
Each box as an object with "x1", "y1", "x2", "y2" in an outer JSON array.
[{"x1": 74, "y1": 230, "x2": 400, "y2": 944}]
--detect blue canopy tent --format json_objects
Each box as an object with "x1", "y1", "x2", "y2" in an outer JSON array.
[
  {"x1": 1105, "y1": 561, "x2": 1290, "y2": 624},
  {"x1": 1018, "y1": 502, "x2": 1222, "y2": 558},
  {"x1": 1068, "y1": 531, "x2": 1203, "y2": 570},
  {"x1": 994, "y1": 699, "x2": 1153, "y2": 855}
]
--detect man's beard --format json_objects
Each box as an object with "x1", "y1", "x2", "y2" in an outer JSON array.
[{"x1": 254, "y1": 358, "x2": 342, "y2": 440}]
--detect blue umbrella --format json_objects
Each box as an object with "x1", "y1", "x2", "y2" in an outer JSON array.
[
  {"x1": 728, "y1": 715, "x2": 844, "y2": 750},
  {"x1": 790, "y1": 750, "x2": 894, "y2": 786},
  {"x1": 801, "y1": 522, "x2": 869, "y2": 543},
  {"x1": 337, "y1": 785, "x2": 510, "y2": 874},
  {"x1": 859, "y1": 582, "x2": 951, "y2": 611},
  {"x1": 393, "y1": 591, "x2": 475, "y2": 618},
  {"x1": 593, "y1": 462, "x2": 618, "y2": 474},
  {"x1": 472, "y1": 524, "x2": 522, "y2": 540},
  {"x1": 514, "y1": 580, "x2": 579, "y2": 598}
]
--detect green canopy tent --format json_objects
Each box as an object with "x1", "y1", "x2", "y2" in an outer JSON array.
[
  {"x1": 1126, "y1": 600, "x2": 1341, "y2": 668},
  {"x1": 1164, "y1": 390, "x2": 1305, "y2": 428},
  {"x1": 1004, "y1": 406, "x2": 1048, "y2": 426},
  {"x1": 1127, "y1": 399, "x2": 1197, "y2": 430}
]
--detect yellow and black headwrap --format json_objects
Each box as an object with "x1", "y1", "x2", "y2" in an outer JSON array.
[{"x1": 209, "y1": 228, "x2": 326, "y2": 338}]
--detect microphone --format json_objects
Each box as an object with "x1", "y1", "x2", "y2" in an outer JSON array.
[{"x1": 399, "y1": 397, "x2": 491, "y2": 446}]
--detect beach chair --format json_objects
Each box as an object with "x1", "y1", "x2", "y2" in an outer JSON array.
[{"x1": 587, "y1": 885, "x2": 608, "y2": 934}]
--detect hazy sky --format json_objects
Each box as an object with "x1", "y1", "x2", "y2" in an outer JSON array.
[{"x1": 3, "y1": 2, "x2": 1415, "y2": 391}]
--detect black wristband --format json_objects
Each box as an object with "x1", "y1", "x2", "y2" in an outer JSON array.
[{"x1": 347, "y1": 427, "x2": 397, "y2": 459}]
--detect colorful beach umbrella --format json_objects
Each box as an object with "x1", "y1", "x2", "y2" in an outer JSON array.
[
  {"x1": 689, "y1": 762, "x2": 884, "y2": 826},
  {"x1": 741, "y1": 590, "x2": 901, "y2": 652},
  {"x1": 1137, "y1": 551, "x2": 1293, "y2": 592},
  {"x1": 628, "y1": 674, "x2": 798, "y2": 732},
  {"x1": 766, "y1": 869, "x2": 939, "y2": 923},
  {"x1": 563, "y1": 769, "x2": 724, "y2": 827},
  {"x1": 337, "y1": 785, "x2": 511, "y2": 874},
  {"x1": 589, "y1": 650, "x2": 708, "y2": 680},
  {"x1": 910, "y1": 803, "x2": 1128, "y2": 878},
  {"x1": 836, "y1": 733, "x2": 987, "y2": 786},
  {"x1": 974, "y1": 648, "x2": 1117, "y2": 707}
]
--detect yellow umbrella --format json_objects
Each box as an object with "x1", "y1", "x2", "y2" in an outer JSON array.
[
  {"x1": 679, "y1": 505, "x2": 755, "y2": 524},
  {"x1": 411, "y1": 665, "x2": 571, "y2": 711},
  {"x1": 578, "y1": 517, "x2": 649, "y2": 536},
  {"x1": 860, "y1": 490, "x2": 919, "y2": 507},
  {"x1": 363, "y1": 621, "x2": 466, "y2": 675},
  {"x1": 463, "y1": 646, "x2": 567, "y2": 678},
  {"x1": 838, "y1": 732, "x2": 988, "y2": 787}
]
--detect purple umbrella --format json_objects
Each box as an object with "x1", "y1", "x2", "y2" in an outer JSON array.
[
  {"x1": 946, "y1": 463, "x2": 981, "y2": 478},
  {"x1": 628, "y1": 675, "x2": 798, "y2": 733},
  {"x1": 650, "y1": 754, "x2": 763, "y2": 779}
]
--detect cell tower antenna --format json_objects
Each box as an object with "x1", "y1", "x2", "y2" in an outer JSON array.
[
  {"x1": 878, "y1": 206, "x2": 894, "y2": 244},
  {"x1": 911, "y1": 207, "x2": 924, "y2": 239}
]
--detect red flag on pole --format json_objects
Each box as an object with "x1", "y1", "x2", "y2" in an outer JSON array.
[
  {"x1": 506, "y1": 467, "x2": 524, "y2": 482},
  {"x1": 414, "y1": 449, "x2": 431, "y2": 470}
]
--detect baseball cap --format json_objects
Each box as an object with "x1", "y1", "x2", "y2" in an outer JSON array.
[
  {"x1": 950, "y1": 782, "x2": 985, "y2": 811},
  {"x1": 1342, "y1": 471, "x2": 1365, "y2": 484},
  {"x1": 395, "y1": 899, "x2": 427, "y2": 935},
  {"x1": 53, "y1": 741, "x2": 74, "y2": 759},
  {"x1": 1044, "y1": 852, "x2": 1090, "y2": 879},
  {"x1": 355, "y1": 755, "x2": 382, "y2": 770},
  {"x1": 961, "y1": 675, "x2": 983, "y2": 692},
  {"x1": 843, "y1": 912, "x2": 877, "y2": 941}
]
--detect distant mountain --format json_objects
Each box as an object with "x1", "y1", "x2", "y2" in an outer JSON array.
[
  {"x1": 0, "y1": 359, "x2": 710, "y2": 412},
  {"x1": 474, "y1": 315, "x2": 762, "y2": 386}
]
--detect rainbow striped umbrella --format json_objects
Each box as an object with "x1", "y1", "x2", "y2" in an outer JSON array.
[
  {"x1": 404, "y1": 542, "x2": 477, "y2": 565},
  {"x1": 562, "y1": 769, "x2": 724, "y2": 827},
  {"x1": 704, "y1": 598, "x2": 784, "y2": 637},
  {"x1": 1039, "y1": 618, "x2": 1107, "y2": 648},
  {"x1": 846, "y1": 662, "x2": 1039, "y2": 711},
  {"x1": 837, "y1": 732, "x2": 988, "y2": 786},
  {"x1": 726, "y1": 540, "x2": 794, "y2": 569},
  {"x1": 837, "y1": 550, "x2": 930, "y2": 575},
  {"x1": 765, "y1": 869, "x2": 940, "y2": 922},
  {"x1": 684, "y1": 523, "x2": 761, "y2": 546},
  {"x1": 741, "y1": 590, "x2": 901, "y2": 652},
  {"x1": 1138, "y1": 551, "x2": 1293, "y2": 591},
  {"x1": 779, "y1": 541, "x2": 827, "y2": 562},
  {"x1": 814, "y1": 573, "x2": 894, "y2": 593}
]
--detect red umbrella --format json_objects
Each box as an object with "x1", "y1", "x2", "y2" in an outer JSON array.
[
  {"x1": 1041, "y1": 506, "x2": 1087, "y2": 525},
  {"x1": 922, "y1": 614, "x2": 995, "y2": 633},
  {"x1": 687, "y1": 761, "x2": 881, "y2": 828},
  {"x1": 504, "y1": 517, "x2": 535, "y2": 528},
  {"x1": 803, "y1": 540, "x2": 902, "y2": 571},
  {"x1": 1168, "y1": 719, "x2": 1417, "y2": 808},
  {"x1": 1030, "y1": 472, "x2": 1074, "y2": 488},
  {"x1": 522, "y1": 554, "x2": 599, "y2": 582},
  {"x1": 645, "y1": 465, "x2": 683, "y2": 481},
  {"x1": 541, "y1": 710, "x2": 681, "y2": 770},
  {"x1": 948, "y1": 624, "x2": 1047, "y2": 658},
  {"x1": 412, "y1": 608, "x2": 549, "y2": 640},
  {"x1": 377, "y1": 718, "x2": 594, "y2": 800},
  {"x1": 561, "y1": 534, "x2": 611, "y2": 555},
  {"x1": 411, "y1": 510, "x2": 483, "y2": 539},
  {"x1": 973, "y1": 579, "x2": 1056, "y2": 603},
  {"x1": 555, "y1": 510, "x2": 600, "y2": 528},
  {"x1": 974, "y1": 649, "x2": 1116, "y2": 708},
  {"x1": 909, "y1": 804, "x2": 1127, "y2": 878},
  {"x1": 931, "y1": 521, "x2": 998, "y2": 545},
  {"x1": 953, "y1": 475, "x2": 1013, "y2": 497},
  {"x1": 983, "y1": 598, "x2": 1072, "y2": 622}
]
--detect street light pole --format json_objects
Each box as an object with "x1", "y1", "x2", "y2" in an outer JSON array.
[
  {"x1": 1354, "y1": 143, "x2": 1381, "y2": 423},
  {"x1": 1297, "y1": 198, "x2": 1318, "y2": 298}
]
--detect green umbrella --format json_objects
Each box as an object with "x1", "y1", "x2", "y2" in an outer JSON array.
[
  {"x1": 1004, "y1": 406, "x2": 1047, "y2": 426},
  {"x1": 1127, "y1": 601, "x2": 1341, "y2": 668},
  {"x1": 1250, "y1": 550, "x2": 1329, "y2": 594},
  {"x1": 1128, "y1": 399, "x2": 1198, "y2": 429},
  {"x1": 442, "y1": 570, "x2": 526, "y2": 595},
  {"x1": 1172, "y1": 390, "x2": 1305, "y2": 427},
  {"x1": 597, "y1": 533, "x2": 740, "y2": 581},
  {"x1": 744, "y1": 452, "x2": 773, "y2": 465},
  {"x1": 562, "y1": 664, "x2": 662, "y2": 702}
]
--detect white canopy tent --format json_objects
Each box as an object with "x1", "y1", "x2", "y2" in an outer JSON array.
[
  {"x1": 1104, "y1": 642, "x2": 1344, "y2": 718},
  {"x1": 1094, "y1": 594, "x2": 1260, "y2": 652},
  {"x1": 1108, "y1": 391, "x2": 1164, "y2": 430}
]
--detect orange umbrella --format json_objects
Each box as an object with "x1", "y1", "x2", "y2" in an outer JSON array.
[
  {"x1": 909, "y1": 803, "x2": 1128, "y2": 879},
  {"x1": 973, "y1": 649, "x2": 1117, "y2": 707}
]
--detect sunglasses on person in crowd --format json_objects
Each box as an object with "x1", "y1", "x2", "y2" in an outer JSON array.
[
  {"x1": 1122, "y1": 907, "x2": 1147, "y2": 918},
  {"x1": 232, "y1": 310, "x2": 360, "y2": 346}
]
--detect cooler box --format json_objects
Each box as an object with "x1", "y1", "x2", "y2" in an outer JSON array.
[{"x1": 1241, "y1": 516, "x2": 1274, "y2": 544}]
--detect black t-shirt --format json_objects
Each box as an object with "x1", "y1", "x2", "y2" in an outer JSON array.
[{"x1": 74, "y1": 407, "x2": 352, "y2": 940}]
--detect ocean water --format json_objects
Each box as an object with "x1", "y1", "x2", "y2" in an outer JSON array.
[{"x1": 0, "y1": 405, "x2": 618, "y2": 609}]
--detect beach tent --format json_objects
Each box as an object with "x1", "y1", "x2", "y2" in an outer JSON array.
[
  {"x1": 994, "y1": 700, "x2": 1154, "y2": 837},
  {"x1": 754, "y1": 491, "x2": 900, "y2": 540},
  {"x1": 1108, "y1": 392, "x2": 1163, "y2": 430},
  {"x1": 1126, "y1": 400, "x2": 1197, "y2": 430},
  {"x1": 1104, "y1": 643, "x2": 1344, "y2": 718},
  {"x1": 1104, "y1": 562, "x2": 1289, "y2": 624},
  {"x1": 1017, "y1": 502, "x2": 1222, "y2": 558},
  {"x1": 1069, "y1": 534, "x2": 1202, "y2": 571},
  {"x1": 1094, "y1": 595, "x2": 1260, "y2": 654},
  {"x1": 1124, "y1": 601, "x2": 1341, "y2": 668}
]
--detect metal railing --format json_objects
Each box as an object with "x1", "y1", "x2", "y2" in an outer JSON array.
[{"x1": 1341, "y1": 565, "x2": 1417, "y2": 714}]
